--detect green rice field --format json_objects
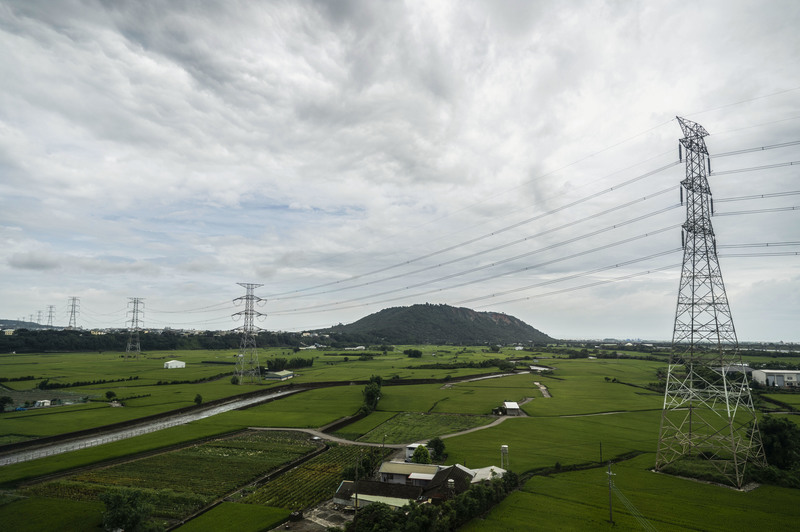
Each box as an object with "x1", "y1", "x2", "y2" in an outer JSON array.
[{"x1": 1, "y1": 345, "x2": 798, "y2": 530}]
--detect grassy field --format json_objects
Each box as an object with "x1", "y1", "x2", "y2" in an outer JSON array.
[
  {"x1": 175, "y1": 502, "x2": 290, "y2": 532},
  {"x1": 462, "y1": 453, "x2": 800, "y2": 531},
  {"x1": 2, "y1": 346, "x2": 799, "y2": 531},
  {"x1": 358, "y1": 412, "x2": 494, "y2": 444},
  {"x1": 0, "y1": 496, "x2": 104, "y2": 531}
]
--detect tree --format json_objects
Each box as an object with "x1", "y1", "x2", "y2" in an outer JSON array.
[
  {"x1": 100, "y1": 489, "x2": 159, "y2": 532},
  {"x1": 0, "y1": 396, "x2": 12, "y2": 412},
  {"x1": 363, "y1": 382, "x2": 381, "y2": 412},
  {"x1": 411, "y1": 445, "x2": 431, "y2": 464},
  {"x1": 759, "y1": 415, "x2": 800, "y2": 470},
  {"x1": 105, "y1": 390, "x2": 116, "y2": 401},
  {"x1": 345, "y1": 502, "x2": 398, "y2": 532},
  {"x1": 427, "y1": 437, "x2": 446, "y2": 461},
  {"x1": 194, "y1": 394, "x2": 203, "y2": 406}
]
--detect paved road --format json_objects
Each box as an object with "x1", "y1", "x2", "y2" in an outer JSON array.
[{"x1": 0, "y1": 388, "x2": 301, "y2": 466}]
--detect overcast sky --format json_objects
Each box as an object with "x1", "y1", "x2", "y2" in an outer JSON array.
[{"x1": 1, "y1": 0, "x2": 798, "y2": 342}]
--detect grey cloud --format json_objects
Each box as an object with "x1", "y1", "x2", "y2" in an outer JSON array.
[{"x1": 8, "y1": 251, "x2": 60, "y2": 270}]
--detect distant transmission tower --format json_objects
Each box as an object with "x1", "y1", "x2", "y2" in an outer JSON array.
[
  {"x1": 233, "y1": 283, "x2": 265, "y2": 384},
  {"x1": 656, "y1": 117, "x2": 765, "y2": 488},
  {"x1": 36, "y1": 310, "x2": 43, "y2": 325},
  {"x1": 126, "y1": 297, "x2": 144, "y2": 359},
  {"x1": 46, "y1": 305, "x2": 56, "y2": 328},
  {"x1": 67, "y1": 297, "x2": 80, "y2": 329}
]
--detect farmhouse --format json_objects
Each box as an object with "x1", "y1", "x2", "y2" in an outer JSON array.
[
  {"x1": 752, "y1": 369, "x2": 800, "y2": 387},
  {"x1": 164, "y1": 360, "x2": 186, "y2": 369},
  {"x1": 263, "y1": 370, "x2": 294, "y2": 381},
  {"x1": 34, "y1": 399, "x2": 51, "y2": 407},
  {"x1": 377, "y1": 461, "x2": 506, "y2": 489},
  {"x1": 423, "y1": 464, "x2": 475, "y2": 501},
  {"x1": 379, "y1": 461, "x2": 439, "y2": 485}
]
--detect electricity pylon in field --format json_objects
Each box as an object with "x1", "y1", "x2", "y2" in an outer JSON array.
[{"x1": 655, "y1": 117, "x2": 765, "y2": 488}]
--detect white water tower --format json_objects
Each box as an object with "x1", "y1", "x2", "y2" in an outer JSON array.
[{"x1": 500, "y1": 444, "x2": 509, "y2": 469}]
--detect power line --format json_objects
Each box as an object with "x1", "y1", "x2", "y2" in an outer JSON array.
[
  {"x1": 147, "y1": 301, "x2": 236, "y2": 314},
  {"x1": 270, "y1": 225, "x2": 682, "y2": 316},
  {"x1": 714, "y1": 206, "x2": 799, "y2": 216},
  {"x1": 714, "y1": 191, "x2": 800, "y2": 203},
  {"x1": 711, "y1": 160, "x2": 799, "y2": 176},
  {"x1": 474, "y1": 262, "x2": 681, "y2": 310},
  {"x1": 713, "y1": 140, "x2": 800, "y2": 158},
  {"x1": 685, "y1": 85, "x2": 800, "y2": 117},
  {"x1": 465, "y1": 251, "x2": 682, "y2": 307},
  {"x1": 273, "y1": 188, "x2": 680, "y2": 302},
  {"x1": 266, "y1": 160, "x2": 681, "y2": 299}
]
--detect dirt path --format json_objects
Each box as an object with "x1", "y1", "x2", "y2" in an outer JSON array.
[{"x1": 248, "y1": 427, "x2": 406, "y2": 449}]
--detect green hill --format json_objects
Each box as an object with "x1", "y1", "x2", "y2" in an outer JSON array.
[{"x1": 321, "y1": 304, "x2": 554, "y2": 345}]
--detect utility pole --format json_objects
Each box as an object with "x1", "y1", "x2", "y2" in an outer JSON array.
[
  {"x1": 126, "y1": 298, "x2": 144, "y2": 359},
  {"x1": 607, "y1": 462, "x2": 615, "y2": 524},
  {"x1": 233, "y1": 283, "x2": 265, "y2": 384},
  {"x1": 656, "y1": 117, "x2": 765, "y2": 488}
]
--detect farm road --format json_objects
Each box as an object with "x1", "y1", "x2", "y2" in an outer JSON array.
[
  {"x1": 249, "y1": 427, "x2": 406, "y2": 449},
  {"x1": 0, "y1": 388, "x2": 301, "y2": 466}
]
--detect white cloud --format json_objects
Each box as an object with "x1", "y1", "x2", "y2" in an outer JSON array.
[{"x1": 0, "y1": 0, "x2": 798, "y2": 339}]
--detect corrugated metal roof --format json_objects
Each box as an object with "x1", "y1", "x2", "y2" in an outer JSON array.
[{"x1": 378, "y1": 462, "x2": 440, "y2": 475}]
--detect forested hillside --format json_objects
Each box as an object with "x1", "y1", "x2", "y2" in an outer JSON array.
[{"x1": 320, "y1": 303, "x2": 553, "y2": 345}]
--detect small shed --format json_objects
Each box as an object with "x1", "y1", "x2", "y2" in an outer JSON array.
[
  {"x1": 264, "y1": 370, "x2": 294, "y2": 381},
  {"x1": 503, "y1": 401, "x2": 520, "y2": 416},
  {"x1": 34, "y1": 400, "x2": 51, "y2": 407},
  {"x1": 405, "y1": 442, "x2": 431, "y2": 461},
  {"x1": 164, "y1": 360, "x2": 186, "y2": 369}
]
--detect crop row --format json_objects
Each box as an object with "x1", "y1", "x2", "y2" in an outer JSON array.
[
  {"x1": 243, "y1": 445, "x2": 390, "y2": 510},
  {"x1": 67, "y1": 430, "x2": 317, "y2": 497},
  {"x1": 22, "y1": 430, "x2": 320, "y2": 521}
]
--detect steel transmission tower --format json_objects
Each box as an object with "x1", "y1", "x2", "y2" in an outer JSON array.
[
  {"x1": 126, "y1": 298, "x2": 144, "y2": 359},
  {"x1": 656, "y1": 117, "x2": 765, "y2": 488},
  {"x1": 67, "y1": 297, "x2": 80, "y2": 329},
  {"x1": 46, "y1": 305, "x2": 56, "y2": 328},
  {"x1": 233, "y1": 283, "x2": 265, "y2": 384}
]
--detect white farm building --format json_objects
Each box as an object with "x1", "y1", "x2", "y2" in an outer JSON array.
[
  {"x1": 164, "y1": 360, "x2": 186, "y2": 369},
  {"x1": 752, "y1": 369, "x2": 800, "y2": 387}
]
